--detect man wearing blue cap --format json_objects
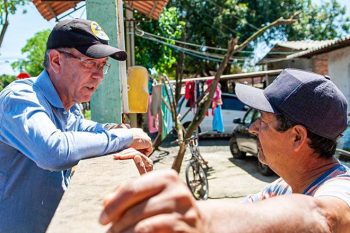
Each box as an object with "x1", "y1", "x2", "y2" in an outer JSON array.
[
  {"x1": 100, "y1": 69, "x2": 350, "y2": 233},
  {"x1": 0, "y1": 19, "x2": 153, "y2": 233}
]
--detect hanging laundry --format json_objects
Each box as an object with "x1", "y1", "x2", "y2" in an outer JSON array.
[
  {"x1": 148, "y1": 76, "x2": 154, "y2": 95},
  {"x1": 151, "y1": 85, "x2": 162, "y2": 117},
  {"x1": 206, "y1": 80, "x2": 224, "y2": 132},
  {"x1": 184, "y1": 81, "x2": 195, "y2": 108},
  {"x1": 212, "y1": 83, "x2": 223, "y2": 111},
  {"x1": 212, "y1": 105, "x2": 224, "y2": 133},
  {"x1": 161, "y1": 85, "x2": 173, "y2": 140},
  {"x1": 147, "y1": 95, "x2": 159, "y2": 134}
]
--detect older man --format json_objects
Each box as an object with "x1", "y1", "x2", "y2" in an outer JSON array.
[
  {"x1": 0, "y1": 19, "x2": 152, "y2": 233},
  {"x1": 100, "y1": 69, "x2": 350, "y2": 233}
]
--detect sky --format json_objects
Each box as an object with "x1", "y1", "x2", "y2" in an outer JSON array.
[
  {"x1": 0, "y1": 0, "x2": 350, "y2": 76},
  {"x1": 0, "y1": 2, "x2": 86, "y2": 75}
]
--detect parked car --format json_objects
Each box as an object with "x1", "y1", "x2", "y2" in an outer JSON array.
[
  {"x1": 177, "y1": 93, "x2": 247, "y2": 134},
  {"x1": 229, "y1": 108, "x2": 275, "y2": 176}
]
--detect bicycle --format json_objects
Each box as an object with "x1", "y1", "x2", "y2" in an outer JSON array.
[{"x1": 184, "y1": 133, "x2": 209, "y2": 200}]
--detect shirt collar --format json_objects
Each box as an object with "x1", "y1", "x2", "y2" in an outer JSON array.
[{"x1": 34, "y1": 70, "x2": 64, "y2": 109}]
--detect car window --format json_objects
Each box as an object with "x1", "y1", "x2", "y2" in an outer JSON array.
[
  {"x1": 252, "y1": 110, "x2": 261, "y2": 122},
  {"x1": 221, "y1": 95, "x2": 245, "y2": 111},
  {"x1": 243, "y1": 109, "x2": 255, "y2": 124},
  {"x1": 243, "y1": 109, "x2": 260, "y2": 125}
]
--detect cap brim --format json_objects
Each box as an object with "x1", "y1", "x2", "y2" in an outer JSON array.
[
  {"x1": 235, "y1": 83, "x2": 274, "y2": 113},
  {"x1": 78, "y1": 44, "x2": 127, "y2": 61}
]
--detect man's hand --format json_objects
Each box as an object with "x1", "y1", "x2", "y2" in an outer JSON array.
[
  {"x1": 113, "y1": 148, "x2": 153, "y2": 175},
  {"x1": 99, "y1": 170, "x2": 206, "y2": 233},
  {"x1": 108, "y1": 127, "x2": 153, "y2": 156},
  {"x1": 128, "y1": 128, "x2": 153, "y2": 156},
  {"x1": 104, "y1": 123, "x2": 131, "y2": 130}
]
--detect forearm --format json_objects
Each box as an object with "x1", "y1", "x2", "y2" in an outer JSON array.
[
  {"x1": 198, "y1": 194, "x2": 330, "y2": 233},
  {"x1": 2, "y1": 115, "x2": 132, "y2": 171}
]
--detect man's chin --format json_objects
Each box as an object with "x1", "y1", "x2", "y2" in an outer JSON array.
[{"x1": 257, "y1": 147, "x2": 267, "y2": 165}]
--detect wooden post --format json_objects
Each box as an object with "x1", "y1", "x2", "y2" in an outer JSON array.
[{"x1": 86, "y1": 0, "x2": 125, "y2": 123}]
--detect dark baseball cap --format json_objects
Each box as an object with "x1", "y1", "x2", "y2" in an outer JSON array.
[
  {"x1": 235, "y1": 68, "x2": 348, "y2": 140},
  {"x1": 47, "y1": 18, "x2": 127, "y2": 61}
]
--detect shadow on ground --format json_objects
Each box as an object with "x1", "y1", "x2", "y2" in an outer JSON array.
[
  {"x1": 158, "y1": 134, "x2": 231, "y2": 147},
  {"x1": 228, "y1": 156, "x2": 278, "y2": 182}
]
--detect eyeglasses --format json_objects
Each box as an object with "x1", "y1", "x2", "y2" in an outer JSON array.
[
  {"x1": 57, "y1": 50, "x2": 111, "y2": 75},
  {"x1": 256, "y1": 111, "x2": 279, "y2": 129}
]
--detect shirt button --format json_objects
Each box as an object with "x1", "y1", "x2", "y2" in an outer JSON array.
[{"x1": 63, "y1": 111, "x2": 67, "y2": 115}]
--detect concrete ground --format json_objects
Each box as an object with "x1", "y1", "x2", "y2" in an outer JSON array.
[{"x1": 47, "y1": 138, "x2": 278, "y2": 233}]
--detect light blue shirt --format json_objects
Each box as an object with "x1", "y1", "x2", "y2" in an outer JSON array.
[{"x1": 0, "y1": 70, "x2": 133, "y2": 233}]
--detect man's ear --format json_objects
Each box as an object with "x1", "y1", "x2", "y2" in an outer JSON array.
[
  {"x1": 291, "y1": 125, "x2": 308, "y2": 152},
  {"x1": 48, "y1": 50, "x2": 61, "y2": 74}
]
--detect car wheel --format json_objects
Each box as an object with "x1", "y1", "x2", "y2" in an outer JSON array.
[
  {"x1": 229, "y1": 137, "x2": 246, "y2": 159},
  {"x1": 257, "y1": 160, "x2": 274, "y2": 176}
]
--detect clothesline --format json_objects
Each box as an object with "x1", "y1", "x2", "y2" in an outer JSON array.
[{"x1": 168, "y1": 69, "x2": 282, "y2": 83}]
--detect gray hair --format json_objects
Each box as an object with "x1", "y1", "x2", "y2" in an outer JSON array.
[{"x1": 43, "y1": 49, "x2": 51, "y2": 69}]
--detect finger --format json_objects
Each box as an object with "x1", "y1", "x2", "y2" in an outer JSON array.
[
  {"x1": 108, "y1": 213, "x2": 197, "y2": 233},
  {"x1": 137, "y1": 153, "x2": 153, "y2": 170},
  {"x1": 131, "y1": 138, "x2": 152, "y2": 151},
  {"x1": 142, "y1": 157, "x2": 153, "y2": 172},
  {"x1": 113, "y1": 149, "x2": 152, "y2": 173},
  {"x1": 105, "y1": 181, "x2": 195, "y2": 233},
  {"x1": 113, "y1": 148, "x2": 141, "y2": 160},
  {"x1": 100, "y1": 170, "x2": 179, "y2": 225},
  {"x1": 140, "y1": 146, "x2": 153, "y2": 157},
  {"x1": 133, "y1": 155, "x2": 147, "y2": 175}
]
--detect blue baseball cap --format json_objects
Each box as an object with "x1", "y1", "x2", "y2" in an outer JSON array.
[{"x1": 235, "y1": 68, "x2": 348, "y2": 140}]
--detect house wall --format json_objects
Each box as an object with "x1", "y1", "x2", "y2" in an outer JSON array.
[
  {"x1": 328, "y1": 46, "x2": 350, "y2": 105},
  {"x1": 312, "y1": 54, "x2": 328, "y2": 75},
  {"x1": 266, "y1": 59, "x2": 313, "y2": 85},
  {"x1": 267, "y1": 58, "x2": 313, "y2": 71}
]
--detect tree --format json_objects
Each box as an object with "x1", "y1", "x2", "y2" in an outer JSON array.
[
  {"x1": 134, "y1": 7, "x2": 185, "y2": 77},
  {"x1": 135, "y1": 0, "x2": 350, "y2": 76},
  {"x1": 287, "y1": 0, "x2": 350, "y2": 40},
  {"x1": 11, "y1": 29, "x2": 51, "y2": 76},
  {"x1": 166, "y1": 13, "x2": 298, "y2": 172},
  {"x1": 0, "y1": 73, "x2": 15, "y2": 91},
  {"x1": 0, "y1": 0, "x2": 29, "y2": 47}
]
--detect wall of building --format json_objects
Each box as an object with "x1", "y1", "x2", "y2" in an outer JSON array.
[
  {"x1": 328, "y1": 46, "x2": 350, "y2": 105},
  {"x1": 312, "y1": 54, "x2": 328, "y2": 75},
  {"x1": 267, "y1": 58, "x2": 313, "y2": 71}
]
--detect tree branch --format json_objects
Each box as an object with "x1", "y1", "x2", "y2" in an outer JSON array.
[{"x1": 0, "y1": 0, "x2": 9, "y2": 48}]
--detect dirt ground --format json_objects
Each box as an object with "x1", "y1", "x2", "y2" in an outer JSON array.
[{"x1": 47, "y1": 138, "x2": 278, "y2": 233}]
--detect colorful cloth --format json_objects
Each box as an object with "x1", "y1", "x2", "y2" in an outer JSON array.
[
  {"x1": 151, "y1": 85, "x2": 162, "y2": 117},
  {"x1": 184, "y1": 81, "x2": 195, "y2": 108},
  {"x1": 244, "y1": 163, "x2": 350, "y2": 207},
  {"x1": 212, "y1": 105, "x2": 224, "y2": 132},
  {"x1": 161, "y1": 85, "x2": 173, "y2": 140},
  {"x1": 147, "y1": 95, "x2": 159, "y2": 133}
]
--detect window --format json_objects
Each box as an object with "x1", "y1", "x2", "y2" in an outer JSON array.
[
  {"x1": 221, "y1": 95, "x2": 246, "y2": 111},
  {"x1": 243, "y1": 109, "x2": 255, "y2": 125},
  {"x1": 243, "y1": 109, "x2": 260, "y2": 125}
]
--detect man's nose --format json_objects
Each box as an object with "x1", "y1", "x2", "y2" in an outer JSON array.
[
  {"x1": 249, "y1": 119, "x2": 260, "y2": 136},
  {"x1": 91, "y1": 69, "x2": 104, "y2": 79}
]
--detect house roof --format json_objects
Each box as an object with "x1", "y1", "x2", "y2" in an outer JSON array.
[
  {"x1": 286, "y1": 36, "x2": 350, "y2": 59},
  {"x1": 259, "y1": 37, "x2": 350, "y2": 64},
  {"x1": 276, "y1": 41, "x2": 334, "y2": 50},
  {"x1": 258, "y1": 40, "x2": 333, "y2": 64},
  {"x1": 32, "y1": 0, "x2": 169, "y2": 21}
]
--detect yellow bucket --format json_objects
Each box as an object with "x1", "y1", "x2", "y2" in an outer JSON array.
[{"x1": 127, "y1": 66, "x2": 149, "y2": 113}]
